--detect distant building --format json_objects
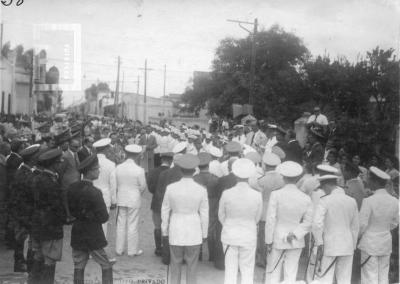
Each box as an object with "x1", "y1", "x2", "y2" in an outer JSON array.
[{"x1": 0, "y1": 49, "x2": 62, "y2": 115}]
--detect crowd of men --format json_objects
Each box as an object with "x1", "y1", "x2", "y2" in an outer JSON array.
[{"x1": 0, "y1": 108, "x2": 398, "y2": 284}]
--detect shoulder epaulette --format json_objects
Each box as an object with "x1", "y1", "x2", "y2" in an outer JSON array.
[{"x1": 42, "y1": 169, "x2": 59, "y2": 179}]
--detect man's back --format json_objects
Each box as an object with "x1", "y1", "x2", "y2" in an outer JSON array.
[
  {"x1": 265, "y1": 184, "x2": 312, "y2": 249},
  {"x1": 358, "y1": 188, "x2": 398, "y2": 256},
  {"x1": 93, "y1": 154, "x2": 116, "y2": 207},
  {"x1": 115, "y1": 159, "x2": 146, "y2": 208},
  {"x1": 313, "y1": 187, "x2": 359, "y2": 256}
]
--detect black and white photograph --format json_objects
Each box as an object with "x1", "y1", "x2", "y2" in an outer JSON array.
[{"x1": 0, "y1": 0, "x2": 399, "y2": 283}]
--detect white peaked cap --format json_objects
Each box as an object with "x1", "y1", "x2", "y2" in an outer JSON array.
[
  {"x1": 124, "y1": 144, "x2": 142, "y2": 153},
  {"x1": 369, "y1": 166, "x2": 390, "y2": 180},
  {"x1": 173, "y1": 142, "x2": 187, "y2": 154},
  {"x1": 276, "y1": 161, "x2": 303, "y2": 177},
  {"x1": 263, "y1": 152, "x2": 281, "y2": 166},
  {"x1": 317, "y1": 174, "x2": 339, "y2": 181},
  {"x1": 232, "y1": 158, "x2": 256, "y2": 179},
  {"x1": 316, "y1": 164, "x2": 339, "y2": 174},
  {"x1": 209, "y1": 146, "x2": 223, "y2": 158},
  {"x1": 93, "y1": 138, "x2": 111, "y2": 148}
]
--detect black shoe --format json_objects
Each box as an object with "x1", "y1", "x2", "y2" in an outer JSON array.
[
  {"x1": 102, "y1": 268, "x2": 113, "y2": 284},
  {"x1": 73, "y1": 269, "x2": 85, "y2": 284},
  {"x1": 154, "y1": 248, "x2": 162, "y2": 257}
]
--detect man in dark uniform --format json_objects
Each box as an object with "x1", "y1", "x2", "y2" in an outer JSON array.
[
  {"x1": 285, "y1": 129, "x2": 303, "y2": 164},
  {"x1": 193, "y1": 152, "x2": 219, "y2": 261},
  {"x1": 155, "y1": 142, "x2": 186, "y2": 264},
  {"x1": 147, "y1": 152, "x2": 173, "y2": 256},
  {"x1": 5, "y1": 139, "x2": 24, "y2": 249},
  {"x1": 305, "y1": 128, "x2": 324, "y2": 174},
  {"x1": 68, "y1": 154, "x2": 113, "y2": 284},
  {"x1": 29, "y1": 149, "x2": 66, "y2": 284},
  {"x1": 8, "y1": 144, "x2": 41, "y2": 272},
  {"x1": 214, "y1": 157, "x2": 238, "y2": 270}
]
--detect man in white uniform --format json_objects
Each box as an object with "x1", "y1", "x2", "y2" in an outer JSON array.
[
  {"x1": 115, "y1": 144, "x2": 147, "y2": 256},
  {"x1": 92, "y1": 138, "x2": 117, "y2": 243},
  {"x1": 312, "y1": 174, "x2": 359, "y2": 284},
  {"x1": 219, "y1": 158, "x2": 262, "y2": 284},
  {"x1": 161, "y1": 153, "x2": 209, "y2": 284},
  {"x1": 265, "y1": 161, "x2": 313, "y2": 284},
  {"x1": 358, "y1": 167, "x2": 399, "y2": 284}
]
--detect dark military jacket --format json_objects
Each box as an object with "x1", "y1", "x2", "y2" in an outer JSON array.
[
  {"x1": 9, "y1": 163, "x2": 36, "y2": 229},
  {"x1": 31, "y1": 169, "x2": 66, "y2": 241},
  {"x1": 68, "y1": 180, "x2": 109, "y2": 251},
  {"x1": 5, "y1": 152, "x2": 23, "y2": 200},
  {"x1": 153, "y1": 166, "x2": 182, "y2": 213},
  {"x1": 147, "y1": 165, "x2": 169, "y2": 211}
]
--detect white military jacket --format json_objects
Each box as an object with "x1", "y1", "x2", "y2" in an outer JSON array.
[
  {"x1": 161, "y1": 177, "x2": 209, "y2": 246},
  {"x1": 265, "y1": 183, "x2": 313, "y2": 249},
  {"x1": 115, "y1": 158, "x2": 147, "y2": 208},
  {"x1": 312, "y1": 187, "x2": 359, "y2": 256},
  {"x1": 93, "y1": 153, "x2": 117, "y2": 208},
  {"x1": 218, "y1": 181, "x2": 262, "y2": 247},
  {"x1": 358, "y1": 188, "x2": 399, "y2": 256}
]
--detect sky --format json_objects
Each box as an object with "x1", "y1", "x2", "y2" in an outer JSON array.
[{"x1": 1, "y1": 0, "x2": 399, "y2": 107}]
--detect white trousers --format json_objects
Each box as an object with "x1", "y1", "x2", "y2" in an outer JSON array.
[
  {"x1": 315, "y1": 255, "x2": 353, "y2": 284},
  {"x1": 360, "y1": 251, "x2": 390, "y2": 284},
  {"x1": 265, "y1": 248, "x2": 302, "y2": 284},
  {"x1": 223, "y1": 244, "x2": 256, "y2": 284},
  {"x1": 115, "y1": 206, "x2": 140, "y2": 255},
  {"x1": 102, "y1": 207, "x2": 111, "y2": 239}
]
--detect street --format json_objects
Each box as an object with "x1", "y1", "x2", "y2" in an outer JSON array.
[{"x1": 0, "y1": 190, "x2": 265, "y2": 284}]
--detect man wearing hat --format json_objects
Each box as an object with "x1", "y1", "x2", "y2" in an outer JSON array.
[
  {"x1": 155, "y1": 142, "x2": 186, "y2": 264},
  {"x1": 193, "y1": 152, "x2": 219, "y2": 261},
  {"x1": 8, "y1": 144, "x2": 41, "y2": 272},
  {"x1": 208, "y1": 146, "x2": 224, "y2": 178},
  {"x1": 30, "y1": 149, "x2": 66, "y2": 284},
  {"x1": 161, "y1": 153, "x2": 209, "y2": 284},
  {"x1": 58, "y1": 133, "x2": 81, "y2": 223},
  {"x1": 214, "y1": 157, "x2": 239, "y2": 269},
  {"x1": 265, "y1": 161, "x2": 313, "y2": 284},
  {"x1": 138, "y1": 126, "x2": 158, "y2": 173},
  {"x1": 218, "y1": 158, "x2": 262, "y2": 284},
  {"x1": 221, "y1": 141, "x2": 242, "y2": 176},
  {"x1": 115, "y1": 144, "x2": 147, "y2": 256},
  {"x1": 147, "y1": 152, "x2": 174, "y2": 256},
  {"x1": 358, "y1": 167, "x2": 398, "y2": 284},
  {"x1": 305, "y1": 129, "x2": 325, "y2": 174},
  {"x1": 92, "y1": 138, "x2": 117, "y2": 259},
  {"x1": 68, "y1": 154, "x2": 113, "y2": 284},
  {"x1": 312, "y1": 174, "x2": 359, "y2": 284},
  {"x1": 307, "y1": 106, "x2": 328, "y2": 130},
  {"x1": 255, "y1": 152, "x2": 284, "y2": 268},
  {"x1": 78, "y1": 136, "x2": 94, "y2": 162}
]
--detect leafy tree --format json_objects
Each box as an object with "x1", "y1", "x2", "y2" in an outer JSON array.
[
  {"x1": 182, "y1": 25, "x2": 310, "y2": 123},
  {"x1": 84, "y1": 82, "x2": 110, "y2": 101}
]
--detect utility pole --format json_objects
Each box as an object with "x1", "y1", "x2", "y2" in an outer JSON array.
[
  {"x1": 139, "y1": 60, "x2": 153, "y2": 124},
  {"x1": 121, "y1": 71, "x2": 125, "y2": 93},
  {"x1": 136, "y1": 75, "x2": 140, "y2": 95},
  {"x1": 227, "y1": 18, "x2": 258, "y2": 105},
  {"x1": 28, "y1": 50, "x2": 35, "y2": 115},
  {"x1": 114, "y1": 56, "x2": 121, "y2": 118},
  {"x1": 163, "y1": 64, "x2": 166, "y2": 97}
]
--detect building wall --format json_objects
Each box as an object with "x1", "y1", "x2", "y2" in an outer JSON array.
[
  {"x1": 121, "y1": 93, "x2": 173, "y2": 123},
  {"x1": 0, "y1": 58, "x2": 14, "y2": 114}
]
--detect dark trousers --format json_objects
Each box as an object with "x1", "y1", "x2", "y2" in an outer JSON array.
[
  {"x1": 213, "y1": 221, "x2": 225, "y2": 270},
  {"x1": 169, "y1": 245, "x2": 201, "y2": 284},
  {"x1": 256, "y1": 221, "x2": 266, "y2": 267}
]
